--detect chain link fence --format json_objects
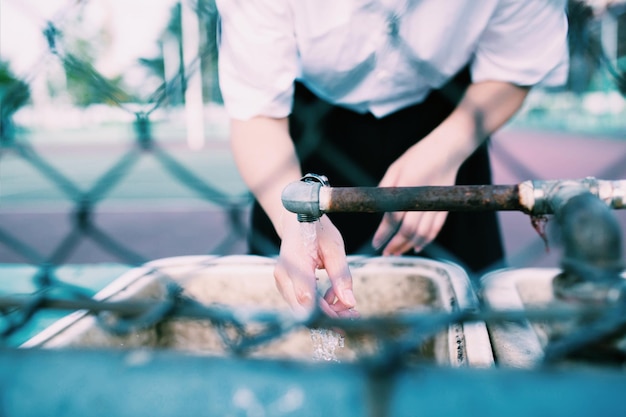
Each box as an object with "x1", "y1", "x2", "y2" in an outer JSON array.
[{"x1": 1, "y1": 0, "x2": 626, "y2": 415}]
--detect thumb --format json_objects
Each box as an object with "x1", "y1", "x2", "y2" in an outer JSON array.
[
  {"x1": 324, "y1": 257, "x2": 356, "y2": 308},
  {"x1": 334, "y1": 285, "x2": 356, "y2": 308}
]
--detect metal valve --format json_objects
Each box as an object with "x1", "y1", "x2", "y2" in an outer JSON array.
[{"x1": 282, "y1": 173, "x2": 330, "y2": 223}]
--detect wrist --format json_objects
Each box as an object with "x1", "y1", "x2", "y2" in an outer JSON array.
[
  {"x1": 428, "y1": 111, "x2": 483, "y2": 171},
  {"x1": 276, "y1": 208, "x2": 298, "y2": 240},
  {"x1": 412, "y1": 129, "x2": 471, "y2": 176}
]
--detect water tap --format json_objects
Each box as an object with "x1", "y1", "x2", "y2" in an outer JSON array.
[{"x1": 282, "y1": 173, "x2": 330, "y2": 222}]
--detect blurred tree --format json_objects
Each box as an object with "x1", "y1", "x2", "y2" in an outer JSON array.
[
  {"x1": 0, "y1": 60, "x2": 31, "y2": 141},
  {"x1": 138, "y1": 2, "x2": 185, "y2": 107},
  {"x1": 567, "y1": 0, "x2": 603, "y2": 94},
  {"x1": 44, "y1": 11, "x2": 137, "y2": 108},
  {"x1": 62, "y1": 52, "x2": 134, "y2": 107},
  {"x1": 196, "y1": 0, "x2": 223, "y2": 104},
  {"x1": 567, "y1": 0, "x2": 626, "y2": 95},
  {"x1": 139, "y1": 0, "x2": 222, "y2": 107},
  {"x1": 611, "y1": 3, "x2": 626, "y2": 94}
]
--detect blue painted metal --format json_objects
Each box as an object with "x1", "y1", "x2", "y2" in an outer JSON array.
[{"x1": 2, "y1": 348, "x2": 626, "y2": 417}]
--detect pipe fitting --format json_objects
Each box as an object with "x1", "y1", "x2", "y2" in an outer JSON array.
[
  {"x1": 520, "y1": 177, "x2": 626, "y2": 215},
  {"x1": 553, "y1": 191, "x2": 624, "y2": 302},
  {"x1": 281, "y1": 173, "x2": 330, "y2": 222}
]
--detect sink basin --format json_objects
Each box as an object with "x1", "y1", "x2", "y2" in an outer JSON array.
[
  {"x1": 24, "y1": 255, "x2": 493, "y2": 367},
  {"x1": 481, "y1": 268, "x2": 626, "y2": 368}
]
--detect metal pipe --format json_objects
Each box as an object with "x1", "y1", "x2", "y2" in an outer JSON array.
[
  {"x1": 319, "y1": 184, "x2": 525, "y2": 213},
  {"x1": 281, "y1": 176, "x2": 626, "y2": 220}
]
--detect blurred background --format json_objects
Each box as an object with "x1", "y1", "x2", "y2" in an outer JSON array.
[{"x1": 1, "y1": 0, "x2": 625, "y2": 345}]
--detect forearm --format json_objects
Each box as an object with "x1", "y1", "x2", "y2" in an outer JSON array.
[
  {"x1": 425, "y1": 81, "x2": 529, "y2": 170},
  {"x1": 230, "y1": 116, "x2": 301, "y2": 238}
]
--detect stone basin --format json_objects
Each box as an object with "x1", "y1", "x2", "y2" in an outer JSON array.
[
  {"x1": 24, "y1": 255, "x2": 493, "y2": 367},
  {"x1": 481, "y1": 268, "x2": 626, "y2": 368}
]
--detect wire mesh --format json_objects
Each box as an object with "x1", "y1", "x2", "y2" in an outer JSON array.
[{"x1": 1, "y1": 2, "x2": 626, "y2": 412}]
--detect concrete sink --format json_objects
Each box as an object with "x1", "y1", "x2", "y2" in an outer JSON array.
[{"x1": 24, "y1": 255, "x2": 493, "y2": 367}]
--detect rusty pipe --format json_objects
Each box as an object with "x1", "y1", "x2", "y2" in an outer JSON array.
[{"x1": 281, "y1": 175, "x2": 626, "y2": 221}]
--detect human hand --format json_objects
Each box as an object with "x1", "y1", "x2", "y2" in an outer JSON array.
[
  {"x1": 274, "y1": 214, "x2": 359, "y2": 319},
  {"x1": 372, "y1": 140, "x2": 460, "y2": 256}
]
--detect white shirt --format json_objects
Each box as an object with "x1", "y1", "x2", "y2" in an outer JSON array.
[{"x1": 216, "y1": 0, "x2": 569, "y2": 120}]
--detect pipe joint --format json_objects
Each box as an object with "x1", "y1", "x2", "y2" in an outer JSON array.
[
  {"x1": 281, "y1": 173, "x2": 330, "y2": 222},
  {"x1": 524, "y1": 177, "x2": 626, "y2": 215}
]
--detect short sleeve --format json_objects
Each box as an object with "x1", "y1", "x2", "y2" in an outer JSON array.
[
  {"x1": 471, "y1": 0, "x2": 569, "y2": 87},
  {"x1": 215, "y1": 0, "x2": 298, "y2": 120}
]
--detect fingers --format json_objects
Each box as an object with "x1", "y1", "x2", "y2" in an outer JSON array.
[
  {"x1": 317, "y1": 222, "x2": 357, "y2": 310},
  {"x1": 306, "y1": 215, "x2": 359, "y2": 318},
  {"x1": 275, "y1": 214, "x2": 327, "y2": 317},
  {"x1": 321, "y1": 256, "x2": 356, "y2": 308},
  {"x1": 275, "y1": 215, "x2": 359, "y2": 319},
  {"x1": 274, "y1": 260, "x2": 317, "y2": 318},
  {"x1": 323, "y1": 287, "x2": 360, "y2": 319},
  {"x1": 275, "y1": 261, "x2": 359, "y2": 319},
  {"x1": 372, "y1": 212, "x2": 402, "y2": 250},
  {"x1": 318, "y1": 297, "x2": 340, "y2": 318},
  {"x1": 319, "y1": 242, "x2": 360, "y2": 319},
  {"x1": 375, "y1": 211, "x2": 448, "y2": 256}
]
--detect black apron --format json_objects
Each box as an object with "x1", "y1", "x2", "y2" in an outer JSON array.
[{"x1": 248, "y1": 67, "x2": 504, "y2": 275}]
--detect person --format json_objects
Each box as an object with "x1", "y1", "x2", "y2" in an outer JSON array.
[{"x1": 215, "y1": 0, "x2": 569, "y2": 318}]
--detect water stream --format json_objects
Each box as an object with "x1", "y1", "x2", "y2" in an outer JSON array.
[
  {"x1": 310, "y1": 328, "x2": 345, "y2": 362},
  {"x1": 300, "y1": 221, "x2": 345, "y2": 362}
]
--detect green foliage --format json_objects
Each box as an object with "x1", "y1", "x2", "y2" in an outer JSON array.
[
  {"x1": 137, "y1": 0, "x2": 223, "y2": 106},
  {"x1": 0, "y1": 61, "x2": 30, "y2": 118},
  {"x1": 62, "y1": 53, "x2": 134, "y2": 107},
  {"x1": 0, "y1": 60, "x2": 31, "y2": 140}
]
